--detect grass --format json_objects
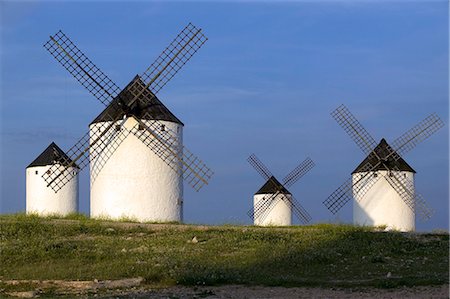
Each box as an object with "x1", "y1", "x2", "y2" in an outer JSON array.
[{"x1": 0, "y1": 213, "x2": 448, "y2": 295}]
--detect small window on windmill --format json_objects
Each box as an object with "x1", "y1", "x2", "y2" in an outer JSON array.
[
  {"x1": 115, "y1": 125, "x2": 121, "y2": 132},
  {"x1": 138, "y1": 124, "x2": 144, "y2": 131},
  {"x1": 388, "y1": 172, "x2": 393, "y2": 177},
  {"x1": 373, "y1": 173, "x2": 378, "y2": 178},
  {"x1": 403, "y1": 173, "x2": 406, "y2": 178},
  {"x1": 35, "y1": 170, "x2": 38, "y2": 175},
  {"x1": 160, "y1": 124, "x2": 166, "y2": 132},
  {"x1": 46, "y1": 169, "x2": 51, "y2": 175}
]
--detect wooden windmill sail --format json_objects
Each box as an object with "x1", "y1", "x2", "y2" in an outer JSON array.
[
  {"x1": 323, "y1": 104, "x2": 444, "y2": 230},
  {"x1": 41, "y1": 23, "x2": 213, "y2": 197},
  {"x1": 247, "y1": 154, "x2": 314, "y2": 226}
]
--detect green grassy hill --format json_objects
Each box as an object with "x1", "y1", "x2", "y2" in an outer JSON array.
[{"x1": 1, "y1": 214, "x2": 448, "y2": 295}]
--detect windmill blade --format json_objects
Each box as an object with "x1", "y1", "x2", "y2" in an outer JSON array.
[
  {"x1": 383, "y1": 170, "x2": 434, "y2": 221},
  {"x1": 412, "y1": 191, "x2": 434, "y2": 221},
  {"x1": 42, "y1": 24, "x2": 210, "y2": 193},
  {"x1": 249, "y1": 176, "x2": 289, "y2": 220},
  {"x1": 247, "y1": 154, "x2": 314, "y2": 221},
  {"x1": 250, "y1": 174, "x2": 311, "y2": 224},
  {"x1": 99, "y1": 23, "x2": 210, "y2": 186},
  {"x1": 131, "y1": 114, "x2": 213, "y2": 191},
  {"x1": 383, "y1": 168, "x2": 415, "y2": 211},
  {"x1": 352, "y1": 170, "x2": 383, "y2": 202},
  {"x1": 391, "y1": 113, "x2": 444, "y2": 157},
  {"x1": 134, "y1": 23, "x2": 208, "y2": 96},
  {"x1": 181, "y1": 146, "x2": 214, "y2": 192},
  {"x1": 39, "y1": 145, "x2": 78, "y2": 193},
  {"x1": 256, "y1": 195, "x2": 284, "y2": 224},
  {"x1": 251, "y1": 191, "x2": 311, "y2": 224},
  {"x1": 282, "y1": 157, "x2": 315, "y2": 188},
  {"x1": 331, "y1": 104, "x2": 377, "y2": 155},
  {"x1": 44, "y1": 30, "x2": 121, "y2": 106},
  {"x1": 246, "y1": 206, "x2": 256, "y2": 220},
  {"x1": 323, "y1": 160, "x2": 383, "y2": 214},
  {"x1": 247, "y1": 154, "x2": 273, "y2": 181},
  {"x1": 44, "y1": 23, "x2": 208, "y2": 109},
  {"x1": 131, "y1": 117, "x2": 182, "y2": 176},
  {"x1": 289, "y1": 195, "x2": 312, "y2": 224},
  {"x1": 249, "y1": 191, "x2": 281, "y2": 221},
  {"x1": 323, "y1": 177, "x2": 353, "y2": 214},
  {"x1": 90, "y1": 118, "x2": 132, "y2": 184},
  {"x1": 42, "y1": 115, "x2": 125, "y2": 192}
]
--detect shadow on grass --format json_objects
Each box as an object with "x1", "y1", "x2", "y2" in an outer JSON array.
[
  {"x1": 1, "y1": 216, "x2": 448, "y2": 290},
  {"x1": 170, "y1": 225, "x2": 449, "y2": 288}
]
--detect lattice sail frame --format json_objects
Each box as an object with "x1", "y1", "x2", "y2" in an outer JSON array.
[
  {"x1": 324, "y1": 104, "x2": 443, "y2": 220},
  {"x1": 247, "y1": 154, "x2": 273, "y2": 180},
  {"x1": 137, "y1": 23, "x2": 208, "y2": 95},
  {"x1": 251, "y1": 191, "x2": 313, "y2": 224},
  {"x1": 90, "y1": 117, "x2": 131, "y2": 184},
  {"x1": 331, "y1": 105, "x2": 377, "y2": 156},
  {"x1": 131, "y1": 116, "x2": 213, "y2": 191},
  {"x1": 247, "y1": 154, "x2": 315, "y2": 224},
  {"x1": 42, "y1": 111, "x2": 125, "y2": 191},
  {"x1": 391, "y1": 113, "x2": 444, "y2": 157},
  {"x1": 283, "y1": 157, "x2": 315, "y2": 188},
  {"x1": 383, "y1": 166, "x2": 434, "y2": 220},
  {"x1": 42, "y1": 23, "x2": 212, "y2": 192},
  {"x1": 44, "y1": 30, "x2": 121, "y2": 106}
]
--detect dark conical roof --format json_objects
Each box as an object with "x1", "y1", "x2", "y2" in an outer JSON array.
[
  {"x1": 352, "y1": 138, "x2": 416, "y2": 174},
  {"x1": 27, "y1": 142, "x2": 77, "y2": 168},
  {"x1": 255, "y1": 176, "x2": 291, "y2": 195},
  {"x1": 90, "y1": 75, "x2": 183, "y2": 125}
]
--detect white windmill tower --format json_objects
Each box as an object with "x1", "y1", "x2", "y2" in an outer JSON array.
[
  {"x1": 324, "y1": 105, "x2": 444, "y2": 232},
  {"x1": 352, "y1": 139, "x2": 416, "y2": 231},
  {"x1": 41, "y1": 23, "x2": 213, "y2": 222},
  {"x1": 89, "y1": 77, "x2": 185, "y2": 222},
  {"x1": 247, "y1": 154, "x2": 314, "y2": 226},
  {"x1": 26, "y1": 142, "x2": 78, "y2": 216}
]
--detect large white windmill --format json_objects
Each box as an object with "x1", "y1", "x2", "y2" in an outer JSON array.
[
  {"x1": 247, "y1": 154, "x2": 314, "y2": 226},
  {"x1": 41, "y1": 23, "x2": 213, "y2": 222},
  {"x1": 323, "y1": 105, "x2": 444, "y2": 231},
  {"x1": 26, "y1": 142, "x2": 78, "y2": 216}
]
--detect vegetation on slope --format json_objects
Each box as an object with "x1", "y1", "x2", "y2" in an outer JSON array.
[{"x1": 0, "y1": 214, "x2": 448, "y2": 294}]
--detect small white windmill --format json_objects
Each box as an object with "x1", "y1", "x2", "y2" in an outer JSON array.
[
  {"x1": 247, "y1": 154, "x2": 315, "y2": 226},
  {"x1": 41, "y1": 23, "x2": 213, "y2": 222},
  {"x1": 26, "y1": 142, "x2": 78, "y2": 216},
  {"x1": 323, "y1": 105, "x2": 444, "y2": 231}
]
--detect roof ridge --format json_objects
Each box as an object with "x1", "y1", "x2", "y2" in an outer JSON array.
[
  {"x1": 90, "y1": 75, "x2": 183, "y2": 125},
  {"x1": 255, "y1": 176, "x2": 291, "y2": 195},
  {"x1": 352, "y1": 139, "x2": 416, "y2": 174},
  {"x1": 27, "y1": 142, "x2": 77, "y2": 168}
]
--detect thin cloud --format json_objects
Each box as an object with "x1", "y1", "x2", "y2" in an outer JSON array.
[{"x1": 2, "y1": 129, "x2": 76, "y2": 144}]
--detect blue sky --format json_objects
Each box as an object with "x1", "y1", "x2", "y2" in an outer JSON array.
[{"x1": 1, "y1": 1, "x2": 448, "y2": 231}]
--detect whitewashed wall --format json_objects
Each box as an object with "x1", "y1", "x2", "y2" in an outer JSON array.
[
  {"x1": 90, "y1": 117, "x2": 183, "y2": 222},
  {"x1": 26, "y1": 165, "x2": 79, "y2": 215},
  {"x1": 253, "y1": 193, "x2": 292, "y2": 226},
  {"x1": 352, "y1": 170, "x2": 415, "y2": 231}
]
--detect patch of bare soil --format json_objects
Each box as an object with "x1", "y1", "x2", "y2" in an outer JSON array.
[
  {"x1": 3, "y1": 280, "x2": 448, "y2": 298},
  {"x1": 3, "y1": 278, "x2": 143, "y2": 297},
  {"x1": 106, "y1": 284, "x2": 450, "y2": 299}
]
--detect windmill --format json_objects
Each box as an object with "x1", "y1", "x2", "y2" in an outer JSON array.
[
  {"x1": 247, "y1": 154, "x2": 314, "y2": 226},
  {"x1": 42, "y1": 23, "x2": 213, "y2": 222},
  {"x1": 26, "y1": 142, "x2": 78, "y2": 216},
  {"x1": 323, "y1": 104, "x2": 444, "y2": 231}
]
